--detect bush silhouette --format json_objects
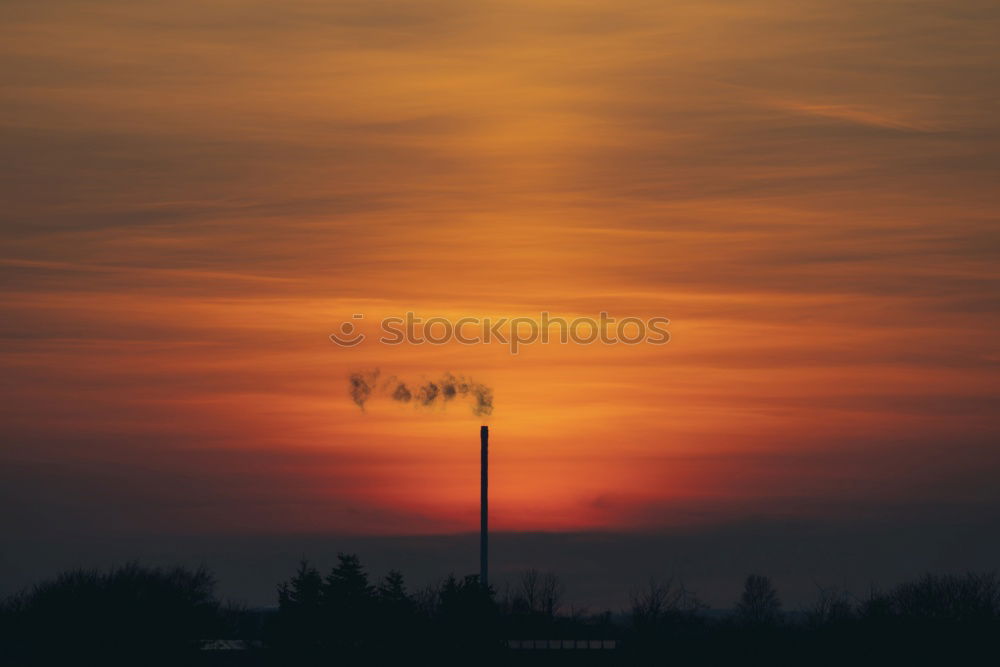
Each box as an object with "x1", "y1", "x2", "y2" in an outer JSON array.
[
  {"x1": 0, "y1": 563, "x2": 219, "y2": 665},
  {"x1": 869, "y1": 572, "x2": 1000, "y2": 623}
]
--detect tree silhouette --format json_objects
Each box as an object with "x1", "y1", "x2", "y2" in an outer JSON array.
[
  {"x1": 272, "y1": 553, "x2": 380, "y2": 657},
  {"x1": 628, "y1": 575, "x2": 704, "y2": 659},
  {"x1": 860, "y1": 572, "x2": 1000, "y2": 623},
  {"x1": 274, "y1": 559, "x2": 324, "y2": 651},
  {"x1": 0, "y1": 563, "x2": 219, "y2": 665},
  {"x1": 6, "y1": 556, "x2": 1000, "y2": 664},
  {"x1": 538, "y1": 571, "x2": 564, "y2": 618},
  {"x1": 278, "y1": 559, "x2": 323, "y2": 610},
  {"x1": 806, "y1": 584, "x2": 855, "y2": 627},
  {"x1": 514, "y1": 568, "x2": 564, "y2": 618},
  {"x1": 518, "y1": 568, "x2": 541, "y2": 613},
  {"x1": 324, "y1": 553, "x2": 374, "y2": 604},
  {"x1": 321, "y1": 553, "x2": 376, "y2": 653},
  {"x1": 375, "y1": 569, "x2": 421, "y2": 656},
  {"x1": 437, "y1": 574, "x2": 500, "y2": 656},
  {"x1": 377, "y1": 569, "x2": 411, "y2": 609},
  {"x1": 735, "y1": 574, "x2": 783, "y2": 626}
]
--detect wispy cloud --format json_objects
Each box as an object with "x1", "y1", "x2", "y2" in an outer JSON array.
[{"x1": 0, "y1": 0, "x2": 997, "y2": 538}]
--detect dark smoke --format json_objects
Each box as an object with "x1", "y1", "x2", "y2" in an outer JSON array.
[
  {"x1": 349, "y1": 370, "x2": 493, "y2": 416},
  {"x1": 418, "y1": 382, "x2": 439, "y2": 406},
  {"x1": 348, "y1": 369, "x2": 379, "y2": 410},
  {"x1": 391, "y1": 383, "x2": 412, "y2": 403}
]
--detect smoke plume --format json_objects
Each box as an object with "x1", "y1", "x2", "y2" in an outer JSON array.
[
  {"x1": 348, "y1": 370, "x2": 493, "y2": 416},
  {"x1": 348, "y1": 369, "x2": 379, "y2": 411}
]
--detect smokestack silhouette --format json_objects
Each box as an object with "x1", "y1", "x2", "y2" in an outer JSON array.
[{"x1": 480, "y1": 425, "x2": 488, "y2": 590}]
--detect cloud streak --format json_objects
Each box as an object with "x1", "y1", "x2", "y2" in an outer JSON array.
[{"x1": 0, "y1": 0, "x2": 996, "y2": 544}]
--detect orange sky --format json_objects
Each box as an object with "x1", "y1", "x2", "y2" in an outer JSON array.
[{"x1": 1, "y1": 0, "x2": 998, "y2": 539}]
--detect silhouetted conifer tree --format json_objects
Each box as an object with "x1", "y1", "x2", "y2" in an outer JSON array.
[
  {"x1": 321, "y1": 553, "x2": 376, "y2": 653},
  {"x1": 275, "y1": 560, "x2": 324, "y2": 652}
]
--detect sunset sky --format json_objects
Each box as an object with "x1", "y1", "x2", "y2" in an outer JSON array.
[{"x1": 2, "y1": 0, "x2": 998, "y2": 604}]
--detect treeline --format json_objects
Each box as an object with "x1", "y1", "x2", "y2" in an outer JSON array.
[{"x1": 2, "y1": 557, "x2": 999, "y2": 665}]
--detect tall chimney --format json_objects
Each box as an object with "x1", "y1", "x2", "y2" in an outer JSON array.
[{"x1": 480, "y1": 425, "x2": 488, "y2": 589}]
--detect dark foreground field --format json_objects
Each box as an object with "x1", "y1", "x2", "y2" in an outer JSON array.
[{"x1": 2, "y1": 557, "x2": 998, "y2": 666}]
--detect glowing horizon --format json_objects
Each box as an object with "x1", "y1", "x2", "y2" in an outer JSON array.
[{"x1": 1, "y1": 0, "x2": 998, "y2": 540}]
